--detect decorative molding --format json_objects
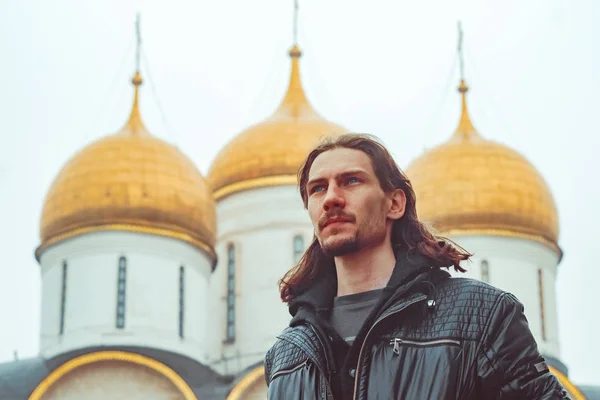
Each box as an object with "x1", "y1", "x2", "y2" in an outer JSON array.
[
  {"x1": 549, "y1": 366, "x2": 586, "y2": 400},
  {"x1": 214, "y1": 176, "x2": 298, "y2": 201},
  {"x1": 226, "y1": 365, "x2": 265, "y2": 400},
  {"x1": 29, "y1": 351, "x2": 197, "y2": 400},
  {"x1": 36, "y1": 224, "x2": 216, "y2": 269}
]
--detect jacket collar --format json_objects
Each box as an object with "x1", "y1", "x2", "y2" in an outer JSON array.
[{"x1": 288, "y1": 248, "x2": 448, "y2": 322}]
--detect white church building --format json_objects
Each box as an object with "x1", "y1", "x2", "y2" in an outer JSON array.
[{"x1": 0, "y1": 24, "x2": 597, "y2": 400}]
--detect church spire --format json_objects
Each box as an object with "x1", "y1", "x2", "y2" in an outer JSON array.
[
  {"x1": 293, "y1": 0, "x2": 299, "y2": 45},
  {"x1": 453, "y1": 21, "x2": 479, "y2": 140},
  {"x1": 272, "y1": 0, "x2": 317, "y2": 119},
  {"x1": 123, "y1": 13, "x2": 148, "y2": 136}
]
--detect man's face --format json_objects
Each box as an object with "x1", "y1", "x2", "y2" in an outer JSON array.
[{"x1": 306, "y1": 148, "x2": 404, "y2": 257}]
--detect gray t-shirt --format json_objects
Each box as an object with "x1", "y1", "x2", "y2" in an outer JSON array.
[{"x1": 329, "y1": 288, "x2": 383, "y2": 345}]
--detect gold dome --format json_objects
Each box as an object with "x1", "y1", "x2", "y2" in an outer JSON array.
[
  {"x1": 405, "y1": 80, "x2": 560, "y2": 254},
  {"x1": 207, "y1": 45, "x2": 348, "y2": 200},
  {"x1": 37, "y1": 72, "x2": 217, "y2": 263}
]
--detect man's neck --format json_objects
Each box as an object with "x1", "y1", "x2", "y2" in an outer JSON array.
[{"x1": 334, "y1": 240, "x2": 396, "y2": 297}]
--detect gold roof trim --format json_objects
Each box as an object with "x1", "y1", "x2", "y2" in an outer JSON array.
[
  {"x1": 442, "y1": 228, "x2": 562, "y2": 259},
  {"x1": 35, "y1": 223, "x2": 217, "y2": 267},
  {"x1": 29, "y1": 351, "x2": 197, "y2": 400},
  {"x1": 213, "y1": 175, "x2": 299, "y2": 201}
]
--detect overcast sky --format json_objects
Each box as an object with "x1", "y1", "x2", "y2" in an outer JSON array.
[{"x1": 1, "y1": 0, "x2": 598, "y2": 386}]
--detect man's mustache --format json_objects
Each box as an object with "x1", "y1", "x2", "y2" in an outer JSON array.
[{"x1": 318, "y1": 211, "x2": 356, "y2": 230}]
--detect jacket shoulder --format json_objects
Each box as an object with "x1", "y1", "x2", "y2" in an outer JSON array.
[
  {"x1": 438, "y1": 276, "x2": 508, "y2": 301},
  {"x1": 264, "y1": 327, "x2": 310, "y2": 385},
  {"x1": 416, "y1": 277, "x2": 518, "y2": 341}
]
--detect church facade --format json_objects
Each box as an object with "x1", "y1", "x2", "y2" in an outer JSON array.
[{"x1": 0, "y1": 32, "x2": 597, "y2": 400}]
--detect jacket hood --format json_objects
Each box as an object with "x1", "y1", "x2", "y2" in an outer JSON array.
[{"x1": 288, "y1": 249, "x2": 449, "y2": 321}]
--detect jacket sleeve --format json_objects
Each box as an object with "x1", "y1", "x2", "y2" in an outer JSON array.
[
  {"x1": 477, "y1": 292, "x2": 571, "y2": 399},
  {"x1": 264, "y1": 346, "x2": 274, "y2": 386}
]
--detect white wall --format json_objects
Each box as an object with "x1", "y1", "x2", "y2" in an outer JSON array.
[
  {"x1": 38, "y1": 231, "x2": 213, "y2": 364},
  {"x1": 208, "y1": 185, "x2": 313, "y2": 375},
  {"x1": 448, "y1": 234, "x2": 561, "y2": 358}
]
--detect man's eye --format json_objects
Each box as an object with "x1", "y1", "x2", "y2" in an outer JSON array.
[
  {"x1": 347, "y1": 177, "x2": 360, "y2": 184},
  {"x1": 310, "y1": 185, "x2": 325, "y2": 194}
]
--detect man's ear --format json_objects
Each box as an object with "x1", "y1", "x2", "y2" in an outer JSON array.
[{"x1": 387, "y1": 189, "x2": 406, "y2": 220}]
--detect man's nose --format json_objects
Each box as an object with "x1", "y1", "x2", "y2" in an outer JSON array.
[{"x1": 323, "y1": 185, "x2": 345, "y2": 211}]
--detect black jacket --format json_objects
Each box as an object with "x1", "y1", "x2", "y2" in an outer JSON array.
[{"x1": 264, "y1": 250, "x2": 570, "y2": 399}]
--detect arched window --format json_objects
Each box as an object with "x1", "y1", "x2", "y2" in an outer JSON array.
[
  {"x1": 59, "y1": 260, "x2": 68, "y2": 335},
  {"x1": 179, "y1": 266, "x2": 185, "y2": 339},
  {"x1": 225, "y1": 244, "x2": 236, "y2": 343},
  {"x1": 480, "y1": 260, "x2": 490, "y2": 283},
  {"x1": 116, "y1": 256, "x2": 127, "y2": 329},
  {"x1": 538, "y1": 268, "x2": 546, "y2": 341},
  {"x1": 293, "y1": 235, "x2": 304, "y2": 263}
]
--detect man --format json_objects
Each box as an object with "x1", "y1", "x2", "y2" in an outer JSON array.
[{"x1": 264, "y1": 133, "x2": 569, "y2": 399}]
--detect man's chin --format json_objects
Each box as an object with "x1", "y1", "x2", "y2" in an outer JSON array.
[{"x1": 321, "y1": 237, "x2": 359, "y2": 257}]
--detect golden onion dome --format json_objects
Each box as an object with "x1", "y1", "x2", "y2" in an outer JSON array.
[
  {"x1": 37, "y1": 72, "x2": 217, "y2": 263},
  {"x1": 405, "y1": 80, "x2": 560, "y2": 254},
  {"x1": 207, "y1": 45, "x2": 348, "y2": 200}
]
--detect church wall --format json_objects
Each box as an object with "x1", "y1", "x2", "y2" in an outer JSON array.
[
  {"x1": 208, "y1": 185, "x2": 313, "y2": 375},
  {"x1": 447, "y1": 234, "x2": 561, "y2": 358},
  {"x1": 40, "y1": 258, "x2": 64, "y2": 342},
  {"x1": 38, "y1": 231, "x2": 212, "y2": 364}
]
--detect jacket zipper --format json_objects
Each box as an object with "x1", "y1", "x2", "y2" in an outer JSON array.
[
  {"x1": 352, "y1": 295, "x2": 427, "y2": 400},
  {"x1": 270, "y1": 359, "x2": 309, "y2": 380},
  {"x1": 390, "y1": 338, "x2": 461, "y2": 354}
]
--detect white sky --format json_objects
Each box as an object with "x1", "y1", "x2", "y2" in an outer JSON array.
[{"x1": 1, "y1": 0, "x2": 599, "y2": 386}]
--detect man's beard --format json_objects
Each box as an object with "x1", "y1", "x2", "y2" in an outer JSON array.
[
  {"x1": 321, "y1": 231, "x2": 360, "y2": 257},
  {"x1": 319, "y1": 222, "x2": 387, "y2": 257},
  {"x1": 317, "y1": 206, "x2": 387, "y2": 257}
]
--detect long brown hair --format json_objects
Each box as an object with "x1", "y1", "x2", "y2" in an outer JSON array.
[{"x1": 279, "y1": 133, "x2": 471, "y2": 302}]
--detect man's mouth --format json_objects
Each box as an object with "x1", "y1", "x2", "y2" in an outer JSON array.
[{"x1": 324, "y1": 217, "x2": 351, "y2": 228}]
